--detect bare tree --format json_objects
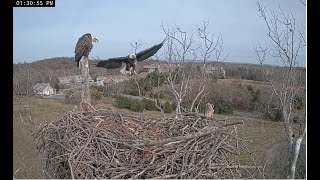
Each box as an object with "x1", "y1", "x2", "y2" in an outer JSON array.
[
  {"x1": 254, "y1": 2, "x2": 306, "y2": 178},
  {"x1": 130, "y1": 38, "x2": 144, "y2": 54},
  {"x1": 130, "y1": 39, "x2": 144, "y2": 96},
  {"x1": 189, "y1": 21, "x2": 228, "y2": 112},
  {"x1": 197, "y1": 20, "x2": 226, "y2": 68},
  {"x1": 161, "y1": 22, "x2": 226, "y2": 118},
  {"x1": 161, "y1": 24, "x2": 195, "y2": 117}
]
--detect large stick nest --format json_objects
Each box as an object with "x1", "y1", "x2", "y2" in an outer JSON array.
[{"x1": 33, "y1": 110, "x2": 259, "y2": 179}]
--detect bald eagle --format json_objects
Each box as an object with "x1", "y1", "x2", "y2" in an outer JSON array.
[
  {"x1": 96, "y1": 39, "x2": 165, "y2": 75},
  {"x1": 75, "y1": 33, "x2": 99, "y2": 67}
]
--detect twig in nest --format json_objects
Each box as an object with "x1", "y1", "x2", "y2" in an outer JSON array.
[{"x1": 33, "y1": 111, "x2": 262, "y2": 179}]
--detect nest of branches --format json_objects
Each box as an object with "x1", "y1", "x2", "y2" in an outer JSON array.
[{"x1": 33, "y1": 110, "x2": 261, "y2": 179}]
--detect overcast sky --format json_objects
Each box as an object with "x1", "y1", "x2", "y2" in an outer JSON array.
[{"x1": 13, "y1": 0, "x2": 306, "y2": 66}]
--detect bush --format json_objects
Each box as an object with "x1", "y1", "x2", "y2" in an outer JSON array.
[
  {"x1": 146, "y1": 71, "x2": 167, "y2": 87},
  {"x1": 195, "y1": 101, "x2": 207, "y2": 113},
  {"x1": 265, "y1": 109, "x2": 283, "y2": 122},
  {"x1": 130, "y1": 100, "x2": 144, "y2": 112},
  {"x1": 123, "y1": 79, "x2": 146, "y2": 96},
  {"x1": 116, "y1": 96, "x2": 132, "y2": 109},
  {"x1": 116, "y1": 96, "x2": 144, "y2": 112},
  {"x1": 163, "y1": 101, "x2": 173, "y2": 113},
  {"x1": 150, "y1": 91, "x2": 164, "y2": 99},
  {"x1": 92, "y1": 85, "x2": 105, "y2": 92},
  {"x1": 212, "y1": 99, "x2": 233, "y2": 115},
  {"x1": 293, "y1": 93, "x2": 304, "y2": 110},
  {"x1": 171, "y1": 101, "x2": 177, "y2": 110},
  {"x1": 273, "y1": 109, "x2": 283, "y2": 122},
  {"x1": 54, "y1": 83, "x2": 60, "y2": 93},
  {"x1": 142, "y1": 98, "x2": 158, "y2": 111},
  {"x1": 181, "y1": 100, "x2": 192, "y2": 111},
  {"x1": 181, "y1": 101, "x2": 206, "y2": 113}
]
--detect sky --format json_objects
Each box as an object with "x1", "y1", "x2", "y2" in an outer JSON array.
[{"x1": 13, "y1": 0, "x2": 306, "y2": 66}]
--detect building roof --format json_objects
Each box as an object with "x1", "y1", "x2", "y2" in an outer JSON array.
[
  {"x1": 96, "y1": 75, "x2": 129, "y2": 84},
  {"x1": 205, "y1": 66, "x2": 225, "y2": 71},
  {"x1": 58, "y1": 75, "x2": 93, "y2": 82},
  {"x1": 33, "y1": 83, "x2": 51, "y2": 91},
  {"x1": 143, "y1": 64, "x2": 160, "y2": 69}
]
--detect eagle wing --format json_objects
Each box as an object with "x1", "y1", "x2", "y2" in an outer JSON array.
[
  {"x1": 75, "y1": 33, "x2": 93, "y2": 67},
  {"x1": 136, "y1": 39, "x2": 165, "y2": 61},
  {"x1": 95, "y1": 39, "x2": 165, "y2": 69},
  {"x1": 96, "y1": 56, "x2": 129, "y2": 69}
]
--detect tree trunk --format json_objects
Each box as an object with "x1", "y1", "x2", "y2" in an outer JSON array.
[
  {"x1": 176, "y1": 99, "x2": 182, "y2": 118},
  {"x1": 80, "y1": 56, "x2": 94, "y2": 111},
  {"x1": 289, "y1": 137, "x2": 303, "y2": 179}
]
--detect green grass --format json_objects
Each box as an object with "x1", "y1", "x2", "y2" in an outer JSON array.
[
  {"x1": 13, "y1": 96, "x2": 287, "y2": 178},
  {"x1": 13, "y1": 96, "x2": 76, "y2": 178}
]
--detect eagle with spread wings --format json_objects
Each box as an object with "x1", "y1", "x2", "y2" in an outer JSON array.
[{"x1": 96, "y1": 39, "x2": 165, "y2": 75}]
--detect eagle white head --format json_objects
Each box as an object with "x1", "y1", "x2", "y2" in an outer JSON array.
[
  {"x1": 129, "y1": 53, "x2": 136, "y2": 59},
  {"x1": 91, "y1": 34, "x2": 99, "y2": 42}
]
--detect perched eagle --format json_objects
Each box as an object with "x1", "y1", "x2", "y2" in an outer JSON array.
[
  {"x1": 96, "y1": 39, "x2": 165, "y2": 75},
  {"x1": 75, "y1": 33, "x2": 99, "y2": 67}
]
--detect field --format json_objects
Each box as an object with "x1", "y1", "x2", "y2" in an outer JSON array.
[{"x1": 13, "y1": 94, "x2": 288, "y2": 179}]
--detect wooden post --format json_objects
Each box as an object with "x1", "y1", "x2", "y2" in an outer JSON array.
[{"x1": 80, "y1": 56, "x2": 94, "y2": 111}]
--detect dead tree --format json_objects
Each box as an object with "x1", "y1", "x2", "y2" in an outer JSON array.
[
  {"x1": 130, "y1": 38, "x2": 144, "y2": 54},
  {"x1": 189, "y1": 20, "x2": 228, "y2": 112},
  {"x1": 130, "y1": 39, "x2": 144, "y2": 96},
  {"x1": 255, "y1": 2, "x2": 306, "y2": 178},
  {"x1": 80, "y1": 56, "x2": 94, "y2": 111},
  {"x1": 161, "y1": 22, "x2": 226, "y2": 117},
  {"x1": 161, "y1": 24, "x2": 196, "y2": 117}
]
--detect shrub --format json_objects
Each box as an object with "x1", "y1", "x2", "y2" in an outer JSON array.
[
  {"x1": 163, "y1": 101, "x2": 173, "y2": 113},
  {"x1": 180, "y1": 101, "x2": 206, "y2": 113},
  {"x1": 142, "y1": 98, "x2": 158, "y2": 111},
  {"x1": 273, "y1": 109, "x2": 283, "y2": 122},
  {"x1": 54, "y1": 83, "x2": 60, "y2": 93},
  {"x1": 146, "y1": 71, "x2": 167, "y2": 87},
  {"x1": 116, "y1": 96, "x2": 132, "y2": 109},
  {"x1": 123, "y1": 79, "x2": 146, "y2": 96},
  {"x1": 212, "y1": 99, "x2": 233, "y2": 115},
  {"x1": 171, "y1": 101, "x2": 177, "y2": 110},
  {"x1": 92, "y1": 85, "x2": 105, "y2": 92},
  {"x1": 181, "y1": 100, "x2": 192, "y2": 110},
  {"x1": 149, "y1": 91, "x2": 164, "y2": 99},
  {"x1": 195, "y1": 101, "x2": 206, "y2": 113},
  {"x1": 130, "y1": 100, "x2": 144, "y2": 112},
  {"x1": 265, "y1": 108, "x2": 283, "y2": 122},
  {"x1": 293, "y1": 93, "x2": 304, "y2": 110}
]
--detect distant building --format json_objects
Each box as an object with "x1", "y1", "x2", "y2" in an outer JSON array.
[
  {"x1": 58, "y1": 75, "x2": 94, "y2": 87},
  {"x1": 95, "y1": 75, "x2": 129, "y2": 86},
  {"x1": 204, "y1": 66, "x2": 226, "y2": 78},
  {"x1": 142, "y1": 64, "x2": 160, "y2": 73},
  {"x1": 33, "y1": 83, "x2": 56, "y2": 96}
]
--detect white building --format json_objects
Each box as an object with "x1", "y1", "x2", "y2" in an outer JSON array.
[
  {"x1": 58, "y1": 75, "x2": 94, "y2": 87},
  {"x1": 33, "y1": 83, "x2": 56, "y2": 96},
  {"x1": 95, "y1": 75, "x2": 129, "y2": 86}
]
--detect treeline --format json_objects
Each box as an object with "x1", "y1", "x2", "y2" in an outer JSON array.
[{"x1": 13, "y1": 57, "x2": 161, "y2": 95}]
